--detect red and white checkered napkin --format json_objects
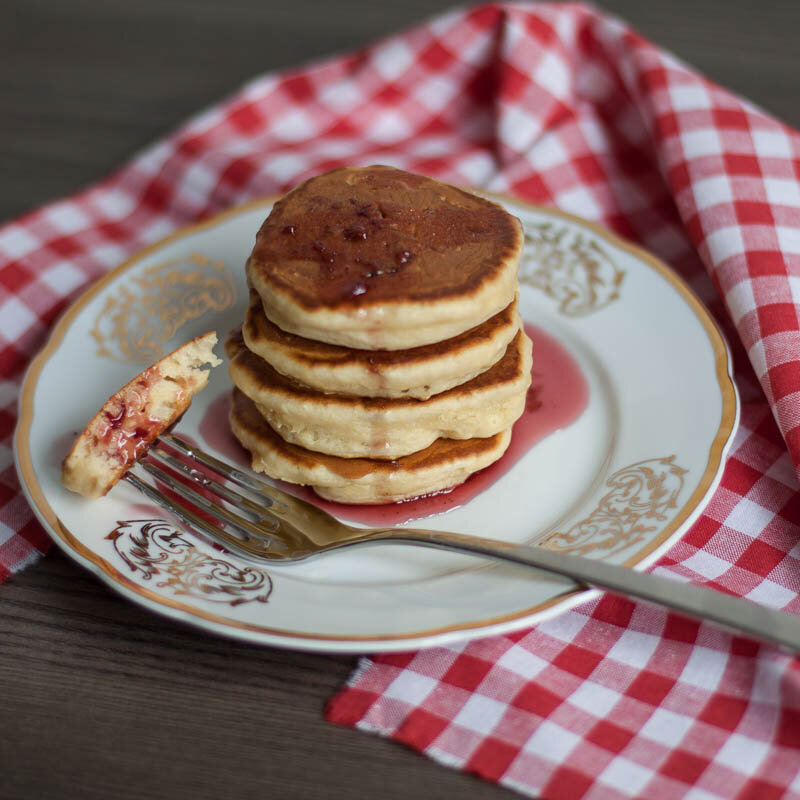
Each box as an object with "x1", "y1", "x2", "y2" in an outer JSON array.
[{"x1": 2, "y1": 1, "x2": 800, "y2": 795}]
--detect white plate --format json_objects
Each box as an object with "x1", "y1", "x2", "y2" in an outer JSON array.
[{"x1": 15, "y1": 196, "x2": 738, "y2": 652}]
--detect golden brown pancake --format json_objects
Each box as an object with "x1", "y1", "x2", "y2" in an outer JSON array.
[
  {"x1": 242, "y1": 290, "x2": 521, "y2": 399},
  {"x1": 227, "y1": 328, "x2": 532, "y2": 459},
  {"x1": 62, "y1": 333, "x2": 221, "y2": 498},
  {"x1": 246, "y1": 165, "x2": 523, "y2": 349},
  {"x1": 229, "y1": 389, "x2": 513, "y2": 504}
]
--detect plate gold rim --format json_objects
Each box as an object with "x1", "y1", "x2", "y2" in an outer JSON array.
[{"x1": 14, "y1": 194, "x2": 739, "y2": 647}]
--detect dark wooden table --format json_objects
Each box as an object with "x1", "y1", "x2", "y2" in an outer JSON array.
[{"x1": 2, "y1": 2, "x2": 798, "y2": 797}]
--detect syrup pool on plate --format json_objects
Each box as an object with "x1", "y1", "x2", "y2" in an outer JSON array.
[{"x1": 199, "y1": 323, "x2": 589, "y2": 526}]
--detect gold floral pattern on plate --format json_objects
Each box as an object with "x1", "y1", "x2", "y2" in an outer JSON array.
[
  {"x1": 518, "y1": 221, "x2": 625, "y2": 315},
  {"x1": 544, "y1": 456, "x2": 687, "y2": 557},
  {"x1": 107, "y1": 519, "x2": 272, "y2": 606},
  {"x1": 91, "y1": 252, "x2": 236, "y2": 362}
]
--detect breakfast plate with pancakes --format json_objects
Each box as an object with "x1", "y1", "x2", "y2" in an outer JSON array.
[{"x1": 15, "y1": 171, "x2": 738, "y2": 652}]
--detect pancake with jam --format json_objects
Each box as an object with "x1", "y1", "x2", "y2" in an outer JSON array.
[
  {"x1": 226, "y1": 327, "x2": 532, "y2": 460},
  {"x1": 246, "y1": 165, "x2": 523, "y2": 350},
  {"x1": 241, "y1": 290, "x2": 521, "y2": 400},
  {"x1": 62, "y1": 333, "x2": 221, "y2": 499},
  {"x1": 229, "y1": 388, "x2": 512, "y2": 504}
]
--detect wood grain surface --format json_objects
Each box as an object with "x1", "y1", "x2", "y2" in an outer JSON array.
[{"x1": 1, "y1": 1, "x2": 797, "y2": 798}]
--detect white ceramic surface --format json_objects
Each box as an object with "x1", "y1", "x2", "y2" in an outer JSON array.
[{"x1": 15, "y1": 196, "x2": 739, "y2": 652}]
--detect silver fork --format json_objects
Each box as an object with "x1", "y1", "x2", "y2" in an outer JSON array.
[{"x1": 123, "y1": 433, "x2": 800, "y2": 651}]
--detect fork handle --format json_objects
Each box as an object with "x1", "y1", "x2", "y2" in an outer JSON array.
[{"x1": 378, "y1": 529, "x2": 800, "y2": 651}]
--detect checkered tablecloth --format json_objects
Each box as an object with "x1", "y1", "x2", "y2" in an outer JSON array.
[{"x1": 3, "y1": 3, "x2": 800, "y2": 797}]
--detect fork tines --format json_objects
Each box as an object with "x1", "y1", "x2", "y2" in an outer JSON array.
[{"x1": 123, "y1": 434, "x2": 290, "y2": 560}]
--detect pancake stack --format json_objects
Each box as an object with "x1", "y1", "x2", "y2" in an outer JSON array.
[{"x1": 226, "y1": 166, "x2": 532, "y2": 504}]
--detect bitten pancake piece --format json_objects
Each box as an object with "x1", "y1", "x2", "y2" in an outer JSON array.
[
  {"x1": 227, "y1": 328, "x2": 532, "y2": 459},
  {"x1": 242, "y1": 290, "x2": 521, "y2": 399},
  {"x1": 62, "y1": 333, "x2": 221, "y2": 498},
  {"x1": 229, "y1": 389, "x2": 512, "y2": 504},
  {"x1": 247, "y1": 165, "x2": 523, "y2": 350}
]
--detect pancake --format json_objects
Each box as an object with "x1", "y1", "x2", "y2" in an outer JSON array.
[
  {"x1": 229, "y1": 388, "x2": 513, "y2": 504},
  {"x1": 62, "y1": 332, "x2": 221, "y2": 498},
  {"x1": 226, "y1": 328, "x2": 532, "y2": 460},
  {"x1": 242, "y1": 290, "x2": 521, "y2": 400},
  {"x1": 246, "y1": 165, "x2": 523, "y2": 350}
]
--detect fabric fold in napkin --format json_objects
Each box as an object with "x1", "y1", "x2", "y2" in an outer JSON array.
[{"x1": 3, "y1": 2, "x2": 800, "y2": 797}]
